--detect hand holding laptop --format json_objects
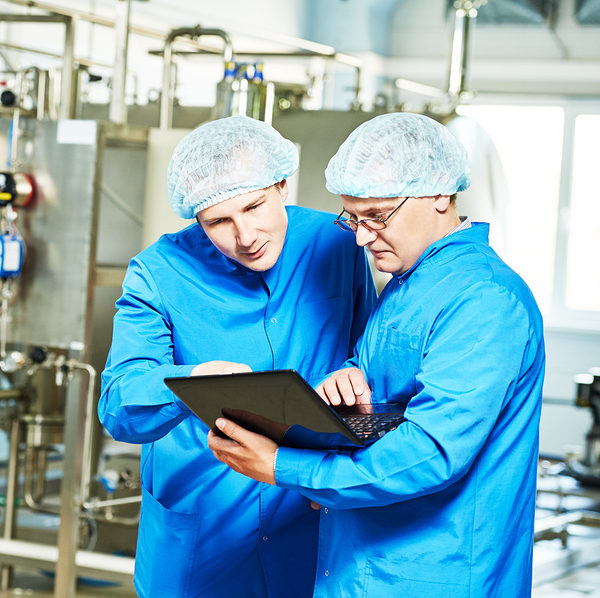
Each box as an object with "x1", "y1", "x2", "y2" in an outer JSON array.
[
  {"x1": 208, "y1": 417, "x2": 278, "y2": 485},
  {"x1": 221, "y1": 408, "x2": 290, "y2": 444}
]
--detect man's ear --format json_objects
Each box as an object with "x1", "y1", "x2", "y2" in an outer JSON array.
[
  {"x1": 277, "y1": 179, "x2": 289, "y2": 202},
  {"x1": 433, "y1": 194, "x2": 452, "y2": 214}
]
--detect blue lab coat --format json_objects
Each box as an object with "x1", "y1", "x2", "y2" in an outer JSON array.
[
  {"x1": 99, "y1": 206, "x2": 376, "y2": 598},
  {"x1": 276, "y1": 223, "x2": 545, "y2": 598}
]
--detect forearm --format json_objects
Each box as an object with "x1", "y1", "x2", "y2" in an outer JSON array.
[
  {"x1": 275, "y1": 422, "x2": 453, "y2": 509},
  {"x1": 99, "y1": 363, "x2": 194, "y2": 443}
]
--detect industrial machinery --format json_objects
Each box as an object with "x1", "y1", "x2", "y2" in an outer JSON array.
[
  {"x1": 568, "y1": 368, "x2": 600, "y2": 486},
  {"x1": 0, "y1": 54, "x2": 146, "y2": 595}
]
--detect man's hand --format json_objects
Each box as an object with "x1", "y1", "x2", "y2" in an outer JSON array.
[
  {"x1": 207, "y1": 418, "x2": 278, "y2": 485},
  {"x1": 222, "y1": 408, "x2": 290, "y2": 444},
  {"x1": 191, "y1": 361, "x2": 252, "y2": 376},
  {"x1": 316, "y1": 367, "x2": 371, "y2": 406}
]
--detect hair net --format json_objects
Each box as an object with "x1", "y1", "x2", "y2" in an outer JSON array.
[
  {"x1": 325, "y1": 112, "x2": 471, "y2": 199},
  {"x1": 168, "y1": 116, "x2": 299, "y2": 219}
]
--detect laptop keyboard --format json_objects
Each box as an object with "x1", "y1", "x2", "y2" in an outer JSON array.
[{"x1": 342, "y1": 413, "x2": 405, "y2": 439}]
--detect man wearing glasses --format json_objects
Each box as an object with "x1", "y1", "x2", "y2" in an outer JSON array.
[{"x1": 209, "y1": 112, "x2": 545, "y2": 598}]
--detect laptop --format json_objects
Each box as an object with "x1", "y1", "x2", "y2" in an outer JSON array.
[{"x1": 164, "y1": 369, "x2": 407, "y2": 449}]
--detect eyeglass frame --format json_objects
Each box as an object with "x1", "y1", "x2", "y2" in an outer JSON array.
[{"x1": 334, "y1": 196, "x2": 410, "y2": 233}]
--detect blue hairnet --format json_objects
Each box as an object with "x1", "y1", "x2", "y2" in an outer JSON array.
[
  {"x1": 168, "y1": 116, "x2": 298, "y2": 219},
  {"x1": 325, "y1": 112, "x2": 471, "y2": 199}
]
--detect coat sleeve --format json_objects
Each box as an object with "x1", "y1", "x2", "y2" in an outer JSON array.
[
  {"x1": 99, "y1": 258, "x2": 194, "y2": 444},
  {"x1": 275, "y1": 282, "x2": 543, "y2": 509}
]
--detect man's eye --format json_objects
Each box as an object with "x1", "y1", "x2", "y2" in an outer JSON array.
[{"x1": 247, "y1": 202, "x2": 263, "y2": 211}]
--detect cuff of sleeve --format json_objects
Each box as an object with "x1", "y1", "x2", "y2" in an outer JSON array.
[
  {"x1": 274, "y1": 446, "x2": 326, "y2": 488},
  {"x1": 166, "y1": 365, "x2": 196, "y2": 413}
]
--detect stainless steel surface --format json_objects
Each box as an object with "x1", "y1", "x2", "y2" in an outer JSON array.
[
  {"x1": 3, "y1": 119, "x2": 147, "y2": 348},
  {"x1": 109, "y1": 0, "x2": 131, "y2": 125},
  {"x1": 7, "y1": 119, "x2": 98, "y2": 348}
]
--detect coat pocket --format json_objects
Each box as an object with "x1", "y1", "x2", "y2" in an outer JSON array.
[
  {"x1": 135, "y1": 486, "x2": 203, "y2": 597},
  {"x1": 364, "y1": 554, "x2": 469, "y2": 598}
]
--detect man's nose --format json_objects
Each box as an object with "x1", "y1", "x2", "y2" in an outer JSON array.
[
  {"x1": 354, "y1": 224, "x2": 377, "y2": 247},
  {"x1": 235, "y1": 220, "x2": 258, "y2": 247}
]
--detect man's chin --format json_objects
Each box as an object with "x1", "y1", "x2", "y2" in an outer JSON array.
[
  {"x1": 371, "y1": 255, "x2": 397, "y2": 274},
  {"x1": 238, "y1": 251, "x2": 279, "y2": 272}
]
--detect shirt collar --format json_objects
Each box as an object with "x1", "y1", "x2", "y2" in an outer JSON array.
[
  {"x1": 445, "y1": 216, "x2": 472, "y2": 236},
  {"x1": 393, "y1": 219, "x2": 487, "y2": 281}
]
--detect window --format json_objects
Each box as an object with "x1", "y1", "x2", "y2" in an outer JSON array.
[
  {"x1": 456, "y1": 100, "x2": 599, "y2": 326},
  {"x1": 565, "y1": 114, "x2": 600, "y2": 312}
]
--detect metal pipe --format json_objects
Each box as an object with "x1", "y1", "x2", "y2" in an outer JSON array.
[
  {"x1": 151, "y1": 47, "x2": 363, "y2": 109},
  {"x1": 54, "y1": 358, "x2": 86, "y2": 598},
  {"x1": 447, "y1": 1, "x2": 482, "y2": 98},
  {"x1": 69, "y1": 360, "x2": 97, "y2": 507},
  {"x1": 93, "y1": 509, "x2": 140, "y2": 527},
  {"x1": 0, "y1": 418, "x2": 21, "y2": 590},
  {"x1": 0, "y1": 539, "x2": 135, "y2": 584},
  {"x1": 36, "y1": 68, "x2": 47, "y2": 119},
  {"x1": 0, "y1": 40, "x2": 115, "y2": 69},
  {"x1": 83, "y1": 495, "x2": 141, "y2": 510},
  {"x1": 2, "y1": 0, "x2": 165, "y2": 39},
  {"x1": 2, "y1": 0, "x2": 355, "y2": 65},
  {"x1": 59, "y1": 15, "x2": 74, "y2": 119},
  {"x1": 109, "y1": 0, "x2": 131, "y2": 124},
  {"x1": 160, "y1": 25, "x2": 233, "y2": 130},
  {"x1": 159, "y1": 35, "x2": 174, "y2": 131},
  {"x1": 194, "y1": 28, "x2": 233, "y2": 63},
  {"x1": 0, "y1": 12, "x2": 68, "y2": 23},
  {"x1": 23, "y1": 447, "x2": 60, "y2": 515}
]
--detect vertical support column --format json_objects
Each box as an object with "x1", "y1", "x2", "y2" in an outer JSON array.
[
  {"x1": 54, "y1": 367, "x2": 85, "y2": 598},
  {"x1": 447, "y1": 1, "x2": 482, "y2": 99},
  {"x1": 159, "y1": 41, "x2": 173, "y2": 130},
  {"x1": 109, "y1": 0, "x2": 131, "y2": 124},
  {"x1": 59, "y1": 15, "x2": 75, "y2": 120},
  {"x1": 0, "y1": 417, "x2": 22, "y2": 590}
]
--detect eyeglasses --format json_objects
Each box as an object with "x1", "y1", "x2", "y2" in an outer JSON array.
[{"x1": 334, "y1": 197, "x2": 410, "y2": 233}]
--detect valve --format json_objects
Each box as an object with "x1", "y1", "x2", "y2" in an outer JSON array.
[{"x1": 0, "y1": 171, "x2": 35, "y2": 208}]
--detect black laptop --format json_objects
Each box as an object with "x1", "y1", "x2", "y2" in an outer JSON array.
[{"x1": 164, "y1": 369, "x2": 406, "y2": 449}]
